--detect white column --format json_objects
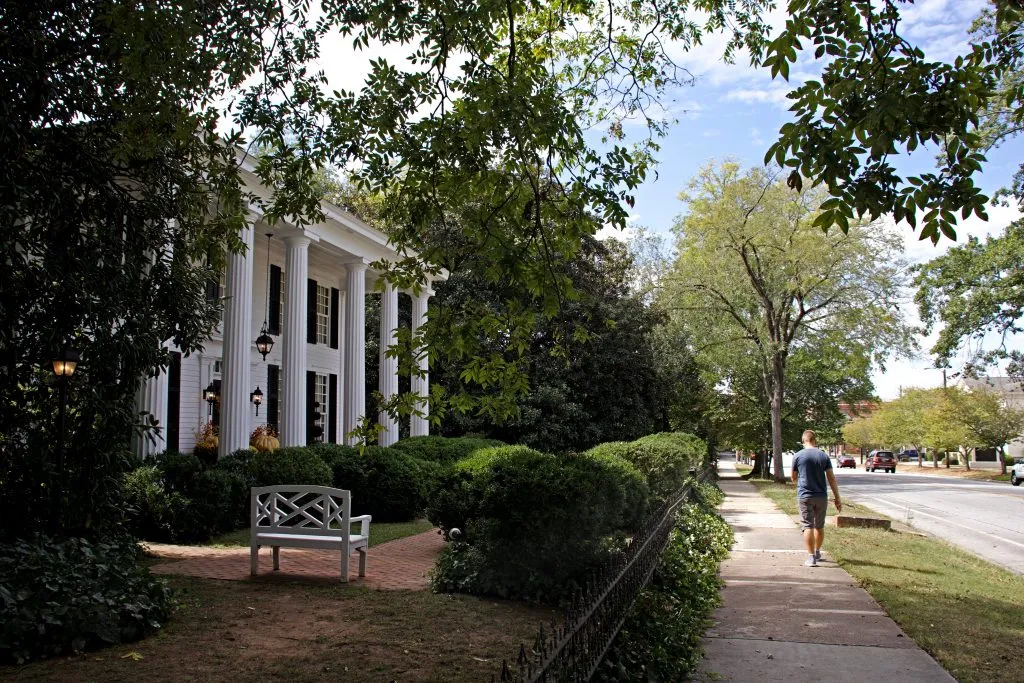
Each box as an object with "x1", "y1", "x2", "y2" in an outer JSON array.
[
  {"x1": 409, "y1": 292, "x2": 430, "y2": 437},
  {"x1": 281, "y1": 235, "x2": 311, "y2": 447},
  {"x1": 336, "y1": 287, "x2": 346, "y2": 443},
  {"x1": 343, "y1": 261, "x2": 368, "y2": 445},
  {"x1": 378, "y1": 281, "x2": 400, "y2": 446},
  {"x1": 220, "y1": 221, "x2": 255, "y2": 456},
  {"x1": 134, "y1": 369, "x2": 168, "y2": 457}
]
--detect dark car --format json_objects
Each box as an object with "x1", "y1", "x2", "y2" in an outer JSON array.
[
  {"x1": 837, "y1": 454, "x2": 856, "y2": 468},
  {"x1": 898, "y1": 449, "x2": 919, "y2": 462},
  {"x1": 867, "y1": 450, "x2": 897, "y2": 473}
]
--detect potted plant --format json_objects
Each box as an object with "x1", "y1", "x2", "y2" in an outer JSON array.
[
  {"x1": 194, "y1": 421, "x2": 219, "y2": 464},
  {"x1": 250, "y1": 424, "x2": 280, "y2": 453}
]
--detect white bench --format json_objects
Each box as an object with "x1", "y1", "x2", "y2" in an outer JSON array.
[{"x1": 250, "y1": 485, "x2": 371, "y2": 582}]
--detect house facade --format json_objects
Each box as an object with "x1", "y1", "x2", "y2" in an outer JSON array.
[
  {"x1": 960, "y1": 376, "x2": 1024, "y2": 459},
  {"x1": 133, "y1": 156, "x2": 437, "y2": 458}
]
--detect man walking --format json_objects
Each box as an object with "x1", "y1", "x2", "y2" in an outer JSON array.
[{"x1": 791, "y1": 429, "x2": 842, "y2": 567}]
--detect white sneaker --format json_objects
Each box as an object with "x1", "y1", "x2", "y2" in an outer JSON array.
[
  {"x1": 804, "y1": 556, "x2": 818, "y2": 567},
  {"x1": 813, "y1": 549, "x2": 821, "y2": 561}
]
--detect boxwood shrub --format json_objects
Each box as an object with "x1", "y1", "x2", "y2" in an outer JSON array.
[
  {"x1": 248, "y1": 447, "x2": 332, "y2": 488},
  {"x1": 391, "y1": 436, "x2": 506, "y2": 464},
  {"x1": 611, "y1": 432, "x2": 706, "y2": 503},
  {"x1": 0, "y1": 535, "x2": 172, "y2": 664},
  {"x1": 428, "y1": 446, "x2": 643, "y2": 602}
]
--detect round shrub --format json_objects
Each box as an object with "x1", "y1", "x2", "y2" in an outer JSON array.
[
  {"x1": 428, "y1": 446, "x2": 638, "y2": 602},
  {"x1": 248, "y1": 447, "x2": 331, "y2": 487},
  {"x1": 581, "y1": 446, "x2": 651, "y2": 529},
  {"x1": 391, "y1": 436, "x2": 506, "y2": 464},
  {"x1": 152, "y1": 450, "x2": 204, "y2": 495},
  {"x1": 0, "y1": 535, "x2": 172, "y2": 664},
  {"x1": 192, "y1": 468, "x2": 250, "y2": 532},
  {"x1": 360, "y1": 446, "x2": 427, "y2": 522},
  {"x1": 214, "y1": 448, "x2": 257, "y2": 485},
  {"x1": 616, "y1": 432, "x2": 706, "y2": 503}
]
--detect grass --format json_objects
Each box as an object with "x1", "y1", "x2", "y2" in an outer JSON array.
[
  {"x1": 5, "y1": 575, "x2": 554, "y2": 682},
  {"x1": 898, "y1": 463, "x2": 1011, "y2": 482},
  {"x1": 207, "y1": 518, "x2": 436, "y2": 548},
  {"x1": 748, "y1": 478, "x2": 1024, "y2": 683},
  {"x1": 734, "y1": 463, "x2": 752, "y2": 476}
]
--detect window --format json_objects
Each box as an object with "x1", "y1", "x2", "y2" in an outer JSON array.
[
  {"x1": 316, "y1": 285, "x2": 330, "y2": 344},
  {"x1": 280, "y1": 271, "x2": 286, "y2": 325},
  {"x1": 313, "y1": 373, "x2": 328, "y2": 443}
]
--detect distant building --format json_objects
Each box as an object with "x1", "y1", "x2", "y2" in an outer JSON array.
[{"x1": 958, "y1": 376, "x2": 1024, "y2": 459}]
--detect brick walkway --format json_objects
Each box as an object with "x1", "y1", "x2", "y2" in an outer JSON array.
[{"x1": 146, "y1": 529, "x2": 445, "y2": 590}]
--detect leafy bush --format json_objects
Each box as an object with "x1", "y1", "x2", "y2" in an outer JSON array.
[
  {"x1": 428, "y1": 446, "x2": 640, "y2": 602},
  {"x1": 153, "y1": 451, "x2": 205, "y2": 494},
  {"x1": 214, "y1": 448, "x2": 257, "y2": 484},
  {"x1": 0, "y1": 535, "x2": 172, "y2": 664},
  {"x1": 598, "y1": 492, "x2": 733, "y2": 681},
  {"x1": 248, "y1": 447, "x2": 331, "y2": 488},
  {"x1": 360, "y1": 447, "x2": 429, "y2": 522},
  {"x1": 122, "y1": 465, "x2": 195, "y2": 542},
  {"x1": 613, "y1": 432, "x2": 706, "y2": 503},
  {"x1": 391, "y1": 436, "x2": 506, "y2": 464},
  {"x1": 581, "y1": 447, "x2": 651, "y2": 529}
]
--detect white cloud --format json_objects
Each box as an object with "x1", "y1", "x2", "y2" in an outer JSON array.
[
  {"x1": 749, "y1": 127, "x2": 765, "y2": 147},
  {"x1": 724, "y1": 87, "x2": 790, "y2": 107},
  {"x1": 596, "y1": 214, "x2": 641, "y2": 242},
  {"x1": 703, "y1": 128, "x2": 721, "y2": 138}
]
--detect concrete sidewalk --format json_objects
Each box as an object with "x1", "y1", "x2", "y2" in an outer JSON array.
[{"x1": 695, "y1": 459, "x2": 955, "y2": 682}]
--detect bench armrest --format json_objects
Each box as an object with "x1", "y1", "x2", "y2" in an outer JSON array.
[{"x1": 350, "y1": 514, "x2": 372, "y2": 539}]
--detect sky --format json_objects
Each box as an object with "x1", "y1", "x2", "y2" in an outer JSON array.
[{"x1": 308, "y1": 0, "x2": 1022, "y2": 400}]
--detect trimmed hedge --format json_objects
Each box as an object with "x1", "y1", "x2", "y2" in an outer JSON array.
[
  {"x1": 0, "y1": 535, "x2": 172, "y2": 664},
  {"x1": 607, "y1": 432, "x2": 706, "y2": 503},
  {"x1": 391, "y1": 436, "x2": 506, "y2": 464},
  {"x1": 248, "y1": 447, "x2": 332, "y2": 487},
  {"x1": 428, "y1": 445, "x2": 648, "y2": 602}
]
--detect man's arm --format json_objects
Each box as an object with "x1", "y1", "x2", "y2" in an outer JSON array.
[
  {"x1": 791, "y1": 456, "x2": 799, "y2": 483},
  {"x1": 826, "y1": 470, "x2": 842, "y2": 513}
]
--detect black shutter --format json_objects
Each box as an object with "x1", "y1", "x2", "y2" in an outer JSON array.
[
  {"x1": 329, "y1": 374, "x2": 338, "y2": 443},
  {"x1": 268, "y1": 265, "x2": 282, "y2": 335},
  {"x1": 267, "y1": 364, "x2": 279, "y2": 433},
  {"x1": 166, "y1": 352, "x2": 181, "y2": 452},
  {"x1": 306, "y1": 371, "x2": 321, "y2": 443},
  {"x1": 329, "y1": 288, "x2": 340, "y2": 349},
  {"x1": 205, "y1": 277, "x2": 221, "y2": 303},
  {"x1": 307, "y1": 279, "x2": 318, "y2": 344}
]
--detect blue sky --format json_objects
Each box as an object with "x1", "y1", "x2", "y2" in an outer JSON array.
[{"x1": 312, "y1": 0, "x2": 1023, "y2": 399}]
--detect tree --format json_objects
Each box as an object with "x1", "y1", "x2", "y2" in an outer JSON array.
[
  {"x1": 664, "y1": 162, "x2": 910, "y2": 481},
  {"x1": 761, "y1": 1, "x2": 1024, "y2": 243},
  {"x1": 842, "y1": 415, "x2": 878, "y2": 459},
  {"x1": 3, "y1": 0, "x2": 781, "y2": 534},
  {"x1": 914, "y1": 220, "x2": 1024, "y2": 379},
  {"x1": 921, "y1": 389, "x2": 974, "y2": 468},
  {"x1": 950, "y1": 387, "x2": 1024, "y2": 474}
]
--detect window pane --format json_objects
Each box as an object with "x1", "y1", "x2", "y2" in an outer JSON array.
[{"x1": 317, "y1": 285, "x2": 329, "y2": 345}]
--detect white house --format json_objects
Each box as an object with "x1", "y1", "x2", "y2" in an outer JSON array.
[
  {"x1": 133, "y1": 155, "x2": 440, "y2": 458},
  {"x1": 960, "y1": 375, "x2": 1024, "y2": 460}
]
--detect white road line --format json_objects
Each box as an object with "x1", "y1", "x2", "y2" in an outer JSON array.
[{"x1": 860, "y1": 495, "x2": 1024, "y2": 551}]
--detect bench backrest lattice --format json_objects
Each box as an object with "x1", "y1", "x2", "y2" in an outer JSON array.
[{"x1": 251, "y1": 485, "x2": 353, "y2": 537}]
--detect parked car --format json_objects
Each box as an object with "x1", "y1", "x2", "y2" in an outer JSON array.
[
  {"x1": 837, "y1": 454, "x2": 857, "y2": 468},
  {"x1": 866, "y1": 450, "x2": 897, "y2": 473},
  {"x1": 1012, "y1": 457, "x2": 1024, "y2": 487},
  {"x1": 898, "y1": 449, "x2": 919, "y2": 462}
]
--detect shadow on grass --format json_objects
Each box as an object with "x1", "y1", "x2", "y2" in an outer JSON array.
[{"x1": 840, "y1": 558, "x2": 940, "y2": 575}]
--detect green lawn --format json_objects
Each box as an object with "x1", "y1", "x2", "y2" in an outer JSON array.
[
  {"x1": 207, "y1": 518, "x2": 436, "y2": 548},
  {"x1": 748, "y1": 479, "x2": 1024, "y2": 683}
]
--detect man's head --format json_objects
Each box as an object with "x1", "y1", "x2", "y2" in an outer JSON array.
[{"x1": 801, "y1": 429, "x2": 817, "y2": 447}]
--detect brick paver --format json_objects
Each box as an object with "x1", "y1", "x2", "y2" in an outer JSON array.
[{"x1": 146, "y1": 529, "x2": 445, "y2": 590}]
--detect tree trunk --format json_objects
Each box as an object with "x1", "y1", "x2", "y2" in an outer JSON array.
[
  {"x1": 961, "y1": 446, "x2": 971, "y2": 471},
  {"x1": 999, "y1": 445, "x2": 1006, "y2": 475},
  {"x1": 944, "y1": 452, "x2": 951, "y2": 468},
  {"x1": 933, "y1": 450, "x2": 938, "y2": 468},
  {"x1": 770, "y1": 356, "x2": 786, "y2": 483},
  {"x1": 745, "y1": 450, "x2": 768, "y2": 478}
]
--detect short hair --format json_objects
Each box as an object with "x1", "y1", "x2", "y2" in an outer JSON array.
[{"x1": 802, "y1": 429, "x2": 817, "y2": 445}]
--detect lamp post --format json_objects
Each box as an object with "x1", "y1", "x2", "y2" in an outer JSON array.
[
  {"x1": 50, "y1": 348, "x2": 79, "y2": 532},
  {"x1": 250, "y1": 386, "x2": 263, "y2": 416},
  {"x1": 204, "y1": 381, "x2": 218, "y2": 419}
]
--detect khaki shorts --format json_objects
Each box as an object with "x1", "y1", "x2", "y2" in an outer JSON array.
[{"x1": 798, "y1": 496, "x2": 828, "y2": 530}]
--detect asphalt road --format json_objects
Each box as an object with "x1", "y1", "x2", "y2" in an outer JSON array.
[{"x1": 831, "y1": 466, "x2": 1024, "y2": 575}]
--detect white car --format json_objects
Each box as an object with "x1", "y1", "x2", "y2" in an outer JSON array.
[{"x1": 1012, "y1": 458, "x2": 1024, "y2": 487}]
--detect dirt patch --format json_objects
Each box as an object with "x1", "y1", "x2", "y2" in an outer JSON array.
[{"x1": 5, "y1": 577, "x2": 556, "y2": 682}]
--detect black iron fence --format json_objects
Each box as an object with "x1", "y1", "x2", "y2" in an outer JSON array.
[{"x1": 493, "y1": 467, "x2": 712, "y2": 682}]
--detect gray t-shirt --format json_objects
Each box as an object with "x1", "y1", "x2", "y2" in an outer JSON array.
[{"x1": 793, "y1": 447, "x2": 831, "y2": 499}]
